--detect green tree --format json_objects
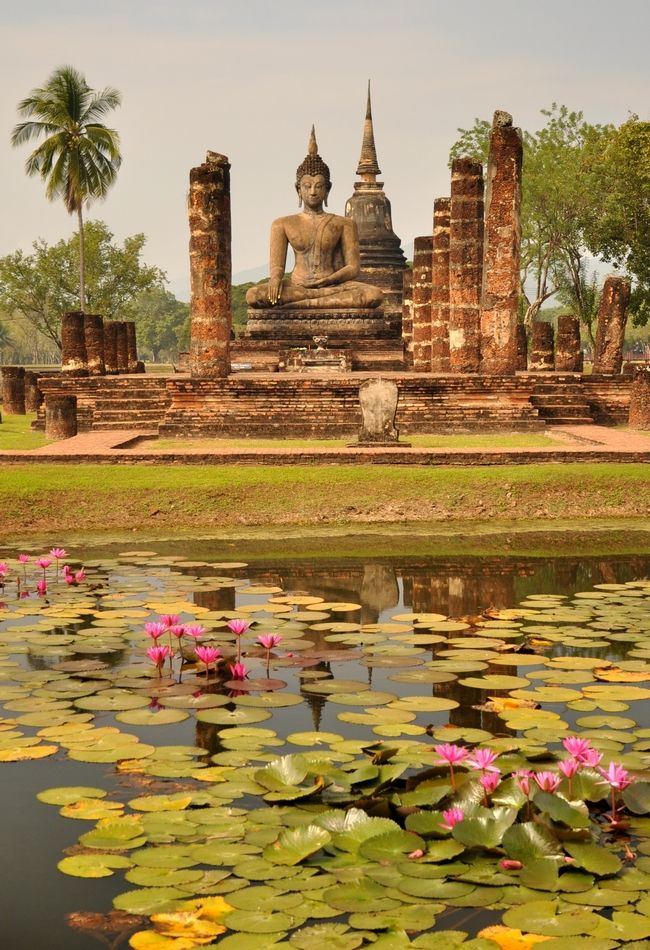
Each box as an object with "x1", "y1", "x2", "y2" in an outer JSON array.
[
  {"x1": 232, "y1": 282, "x2": 255, "y2": 333},
  {"x1": 10, "y1": 65, "x2": 122, "y2": 311},
  {"x1": 126, "y1": 287, "x2": 189, "y2": 362},
  {"x1": 0, "y1": 220, "x2": 165, "y2": 349}
]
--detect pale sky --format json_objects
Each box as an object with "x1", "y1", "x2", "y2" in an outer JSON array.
[{"x1": 1, "y1": 0, "x2": 649, "y2": 299}]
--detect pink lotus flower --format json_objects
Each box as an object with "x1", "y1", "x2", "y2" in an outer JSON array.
[
  {"x1": 37, "y1": 557, "x2": 52, "y2": 572},
  {"x1": 18, "y1": 554, "x2": 30, "y2": 564},
  {"x1": 147, "y1": 645, "x2": 173, "y2": 673},
  {"x1": 64, "y1": 574, "x2": 75, "y2": 585},
  {"x1": 533, "y1": 771, "x2": 562, "y2": 793},
  {"x1": 499, "y1": 859, "x2": 523, "y2": 871},
  {"x1": 408, "y1": 848, "x2": 425, "y2": 859},
  {"x1": 49, "y1": 548, "x2": 67, "y2": 559},
  {"x1": 434, "y1": 743, "x2": 468, "y2": 791},
  {"x1": 63, "y1": 564, "x2": 73, "y2": 576},
  {"x1": 599, "y1": 762, "x2": 633, "y2": 791},
  {"x1": 440, "y1": 808, "x2": 465, "y2": 831},
  {"x1": 184, "y1": 625, "x2": 205, "y2": 640},
  {"x1": 169, "y1": 624, "x2": 186, "y2": 641},
  {"x1": 0, "y1": 563, "x2": 7, "y2": 577},
  {"x1": 466, "y1": 748, "x2": 500, "y2": 773},
  {"x1": 559, "y1": 758, "x2": 580, "y2": 779},
  {"x1": 581, "y1": 748, "x2": 603, "y2": 768},
  {"x1": 257, "y1": 634, "x2": 282, "y2": 650},
  {"x1": 160, "y1": 614, "x2": 180, "y2": 628},
  {"x1": 514, "y1": 769, "x2": 533, "y2": 797},
  {"x1": 480, "y1": 771, "x2": 501, "y2": 796},
  {"x1": 563, "y1": 737, "x2": 594, "y2": 761},
  {"x1": 195, "y1": 645, "x2": 221, "y2": 676},
  {"x1": 229, "y1": 662, "x2": 248, "y2": 681},
  {"x1": 36, "y1": 579, "x2": 47, "y2": 596},
  {"x1": 74, "y1": 569, "x2": 86, "y2": 583},
  {"x1": 145, "y1": 622, "x2": 167, "y2": 640},
  {"x1": 227, "y1": 619, "x2": 251, "y2": 636}
]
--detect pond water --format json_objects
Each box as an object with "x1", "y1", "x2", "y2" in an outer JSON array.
[{"x1": 1, "y1": 541, "x2": 650, "y2": 949}]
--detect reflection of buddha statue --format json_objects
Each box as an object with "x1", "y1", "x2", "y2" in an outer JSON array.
[{"x1": 246, "y1": 127, "x2": 383, "y2": 311}]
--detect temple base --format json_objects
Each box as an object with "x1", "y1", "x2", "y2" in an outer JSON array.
[{"x1": 244, "y1": 307, "x2": 400, "y2": 341}]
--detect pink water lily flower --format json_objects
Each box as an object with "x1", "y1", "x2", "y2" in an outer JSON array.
[
  {"x1": 533, "y1": 771, "x2": 562, "y2": 793},
  {"x1": 74, "y1": 569, "x2": 86, "y2": 583},
  {"x1": 514, "y1": 769, "x2": 533, "y2": 797},
  {"x1": 195, "y1": 645, "x2": 222, "y2": 677},
  {"x1": 599, "y1": 762, "x2": 633, "y2": 791},
  {"x1": 257, "y1": 633, "x2": 282, "y2": 650},
  {"x1": 49, "y1": 548, "x2": 67, "y2": 559},
  {"x1": 145, "y1": 622, "x2": 167, "y2": 640},
  {"x1": 169, "y1": 624, "x2": 186, "y2": 640},
  {"x1": 563, "y1": 736, "x2": 594, "y2": 761},
  {"x1": 500, "y1": 859, "x2": 523, "y2": 871},
  {"x1": 229, "y1": 662, "x2": 248, "y2": 681},
  {"x1": 18, "y1": 554, "x2": 30, "y2": 564},
  {"x1": 559, "y1": 758, "x2": 580, "y2": 779},
  {"x1": 228, "y1": 619, "x2": 251, "y2": 662},
  {"x1": 434, "y1": 743, "x2": 468, "y2": 791},
  {"x1": 36, "y1": 579, "x2": 47, "y2": 596},
  {"x1": 581, "y1": 748, "x2": 603, "y2": 768},
  {"x1": 160, "y1": 614, "x2": 180, "y2": 628},
  {"x1": 184, "y1": 625, "x2": 206, "y2": 640},
  {"x1": 440, "y1": 808, "x2": 465, "y2": 831},
  {"x1": 466, "y1": 748, "x2": 500, "y2": 773},
  {"x1": 64, "y1": 574, "x2": 75, "y2": 585},
  {"x1": 0, "y1": 563, "x2": 8, "y2": 577},
  {"x1": 147, "y1": 644, "x2": 173, "y2": 673},
  {"x1": 37, "y1": 557, "x2": 52, "y2": 571},
  {"x1": 480, "y1": 771, "x2": 501, "y2": 796}
]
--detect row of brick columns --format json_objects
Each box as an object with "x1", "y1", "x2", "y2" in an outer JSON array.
[
  {"x1": 60, "y1": 312, "x2": 140, "y2": 376},
  {"x1": 405, "y1": 110, "x2": 633, "y2": 376}
]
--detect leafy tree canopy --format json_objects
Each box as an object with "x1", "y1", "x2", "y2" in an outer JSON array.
[
  {"x1": 0, "y1": 220, "x2": 165, "y2": 349},
  {"x1": 126, "y1": 287, "x2": 189, "y2": 363}
]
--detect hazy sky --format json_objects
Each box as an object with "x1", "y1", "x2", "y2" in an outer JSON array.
[{"x1": 2, "y1": 0, "x2": 649, "y2": 298}]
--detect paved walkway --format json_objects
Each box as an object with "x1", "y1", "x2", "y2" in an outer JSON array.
[{"x1": 0, "y1": 426, "x2": 649, "y2": 465}]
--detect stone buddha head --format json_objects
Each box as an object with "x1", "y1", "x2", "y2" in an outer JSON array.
[{"x1": 296, "y1": 126, "x2": 331, "y2": 209}]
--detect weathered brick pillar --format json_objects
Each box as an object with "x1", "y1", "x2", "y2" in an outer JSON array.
[
  {"x1": 449, "y1": 158, "x2": 484, "y2": 373},
  {"x1": 479, "y1": 111, "x2": 522, "y2": 375},
  {"x1": 629, "y1": 366, "x2": 650, "y2": 429},
  {"x1": 431, "y1": 198, "x2": 451, "y2": 373},
  {"x1": 126, "y1": 322, "x2": 138, "y2": 372},
  {"x1": 1, "y1": 366, "x2": 26, "y2": 414},
  {"x1": 529, "y1": 322, "x2": 555, "y2": 370},
  {"x1": 189, "y1": 151, "x2": 232, "y2": 378},
  {"x1": 24, "y1": 371, "x2": 43, "y2": 412},
  {"x1": 516, "y1": 323, "x2": 528, "y2": 370},
  {"x1": 45, "y1": 394, "x2": 77, "y2": 440},
  {"x1": 401, "y1": 268, "x2": 413, "y2": 369},
  {"x1": 412, "y1": 236, "x2": 433, "y2": 372},
  {"x1": 115, "y1": 321, "x2": 129, "y2": 374},
  {"x1": 84, "y1": 314, "x2": 105, "y2": 376},
  {"x1": 104, "y1": 321, "x2": 118, "y2": 375},
  {"x1": 61, "y1": 311, "x2": 88, "y2": 375},
  {"x1": 555, "y1": 314, "x2": 583, "y2": 372},
  {"x1": 593, "y1": 275, "x2": 632, "y2": 374}
]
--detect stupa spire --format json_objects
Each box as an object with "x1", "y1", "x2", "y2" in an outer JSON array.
[{"x1": 356, "y1": 80, "x2": 381, "y2": 180}]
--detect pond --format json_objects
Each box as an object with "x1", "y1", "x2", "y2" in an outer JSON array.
[{"x1": 1, "y1": 539, "x2": 650, "y2": 949}]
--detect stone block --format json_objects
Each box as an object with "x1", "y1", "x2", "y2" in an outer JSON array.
[
  {"x1": 61, "y1": 312, "x2": 88, "y2": 375},
  {"x1": 593, "y1": 275, "x2": 632, "y2": 374},
  {"x1": 2, "y1": 366, "x2": 25, "y2": 414},
  {"x1": 45, "y1": 394, "x2": 77, "y2": 440},
  {"x1": 358, "y1": 378, "x2": 399, "y2": 442},
  {"x1": 529, "y1": 322, "x2": 554, "y2": 370},
  {"x1": 629, "y1": 365, "x2": 650, "y2": 429}
]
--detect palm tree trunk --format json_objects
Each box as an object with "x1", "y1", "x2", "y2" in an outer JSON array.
[{"x1": 77, "y1": 205, "x2": 86, "y2": 312}]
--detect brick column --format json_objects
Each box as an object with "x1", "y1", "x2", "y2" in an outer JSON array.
[
  {"x1": 1, "y1": 366, "x2": 25, "y2": 414},
  {"x1": 24, "y1": 371, "x2": 43, "y2": 412},
  {"x1": 593, "y1": 275, "x2": 631, "y2": 374},
  {"x1": 126, "y1": 322, "x2": 139, "y2": 372},
  {"x1": 555, "y1": 314, "x2": 583, "y2": 372},
  {"x1": 629, "y1": 366, "x2": 650, "y2": 429},
  {"x1": 189, "y1": 151, "x2": 232, "y2": 378},
  {"x1": 401, "y1": 268, "x2": 413, "y2": 369},
  {"x1": 479, "y1": 111, "x2": 522, "y2": 375},
  {"x1": 431, "y1": 198, "x2": 451, "y2": 373},
  {"x1": 84, "y1": 314, "x2": 105, "y2": 376},
  {"x1": 412, "y1": 236, "x2": 433, "y2": 372},
  {"x1": 45, "y1": 394, "x2": 77, "y2": 440},
  {"x1": 115, "y1": 322, "x2": 129, "y2": 374},
  {"x1": 516, "y1": 324, "x2": 528, "y2": 370},
  {"x1": 104, "y1": 321, "x2": 118, "y2": 375},
  {"x1": 529, "y1": 322, "x2": 554, "y2": 370},
  {"x1": 61, "y1": 311, "x2": 88, "y2": 375},
  {"x1": 449, "y1": 158, "x2": 484, "y2": 373}
]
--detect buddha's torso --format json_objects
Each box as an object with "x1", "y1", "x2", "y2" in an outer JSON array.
[{"x1": 279, "y1": 212, "x2": 345, "y2": 284}]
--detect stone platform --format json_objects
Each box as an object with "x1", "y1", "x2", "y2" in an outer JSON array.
[
  {"x1": 32, "y1": 372, "x2": 632, "y2": 439},
  {"x1": 243, "y1": 307, "x2": 400, "y2": 340}
]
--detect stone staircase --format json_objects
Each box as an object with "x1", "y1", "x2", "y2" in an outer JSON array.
[
  {"x1": 35, "y1": 376, "x2": 169, "y2": 432},
  {"x1": 529, "y1": 375, "x2": 594, "y2": 425}
]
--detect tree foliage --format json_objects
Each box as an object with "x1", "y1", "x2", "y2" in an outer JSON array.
[
  {"x1": 0, "y1": 220, "x2": 165, "y2": 349},
  {"x1": 11, "y1": 65, "x2": 122, "y2": 310},
  {"x1": 450, "y1": 105, "x2": 650, "y2": 337},
  {"x1": 126, "y1": 287, "x2": 189, "y2": 362}
]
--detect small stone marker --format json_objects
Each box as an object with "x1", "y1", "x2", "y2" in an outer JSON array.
[
  {"x1": 45, "y1": 394, "x2": 77, "y2": 440},
  {"x1": 356, "y1": 378, "x2": 408, "y2": 445},
  {"x1": 629, "y1": 365, "x2": 650, "y2": 430}
]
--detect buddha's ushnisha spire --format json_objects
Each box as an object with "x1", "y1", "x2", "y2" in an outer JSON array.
[
  {"x1": 296, "y1": 124, "x2": 331, "y2": 186},
  {"x1": 356, "y1": 80, "x2": 381, "y2": 180},
  {"x1": 308, "y1": 124, "x2": 318, "y2": 156}
]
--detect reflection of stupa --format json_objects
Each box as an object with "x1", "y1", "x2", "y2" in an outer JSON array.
[{"x1": 345, "y1": 82, "x2": 407, "y2": 330}]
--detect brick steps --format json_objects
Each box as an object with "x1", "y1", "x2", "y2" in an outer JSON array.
[{"x1": 530, "y1": 378, "x2": 594, "y2": 426}]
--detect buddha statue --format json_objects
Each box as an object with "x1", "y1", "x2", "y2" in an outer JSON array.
[{"x1": 246, "y1": 128, "x2": 383, "y2": 311}]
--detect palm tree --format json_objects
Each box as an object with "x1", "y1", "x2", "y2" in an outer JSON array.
[{"x1": 11, "y1": 65, "x2": 122, "y2": 311}]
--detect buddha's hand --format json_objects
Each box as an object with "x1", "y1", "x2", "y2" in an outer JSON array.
[
  {"x1": 301, "y1": 276, "x2": 331, "y2": 289},
  {"x1": 268, "y1": 277, "x2": 283, "y2": 306}
]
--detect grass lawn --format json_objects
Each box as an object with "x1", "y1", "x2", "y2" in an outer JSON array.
[
  {"x1": 0, "y1": 413, "x2": 49, "y2": 450},
  {"x1": 151, "y1": 432, "x2": 559, "y2": 451},
  {"x1": 0, "y1": 462, "x2": 648, "y2": 536}
]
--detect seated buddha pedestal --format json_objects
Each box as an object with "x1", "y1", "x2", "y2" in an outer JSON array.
[{"x1": 245, "y1": 306, "x2": 397, "y2": 341}]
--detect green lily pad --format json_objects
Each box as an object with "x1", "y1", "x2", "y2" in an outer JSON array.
[
  {"x1": 37, "y1": 786, "x2": 108, "y2": 805},
  {"x1": 223, "y1": 909, "x2": 297, "y2": 933},
  {"x1": 564, "y1": 842, "x2": 622, "y2": 875},
  {"x1": 503, "y1": 899, "x2": 600, "y2": 936},
  {"x1": 358, "y1": 830, "x2": 425, "y2": 861},
  {"x1": 322, "y1": 881, "x2": 401, "y2": 913},
  {"x1": 57, "y1": 853, "x2": 133, "y2": 878},
  {"x1": 112, "y1": 886, "x2": 184, "y2": 914},
  {"x1": 115, "y1": 707, "x2": 189, "y2": 725},
  {"x1": 289, "y1": 924, "x2": 363, "y2": 949},
  {"x1": 263, "y1": 825, "x2": 331, "y2": 865}
]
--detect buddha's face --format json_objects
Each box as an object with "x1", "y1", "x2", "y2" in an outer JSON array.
[{"x1": 298, "y1": 174, "x2": 329, "y2": 210}]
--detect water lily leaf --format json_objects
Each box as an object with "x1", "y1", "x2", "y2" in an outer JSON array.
[
  {"x1": 520, "y1": 857, "x2": 560, "y2": 891},
  {"x1": 223, "y1": 909, "x2": 297, "y2": 933},
  {"x1": 533, "y1": 791, "x2": 590, "y2": 828},
  {"x1": 503, "y1": 900, "x2": 600, "y2": 936},
  {"x1": 623, "y1": 782, "x2": 650, "y2": 814},
  {"x1": 459, "y1": 674, "x2": 530, "y2": 690},
  {"x1": 127, "y1": 794, "x2": 193, "y2": 812},
  {"x1": 389, "y1": 696, "x2": 458, "y2": 712},
  {"x1": 130, "y1": 846, "x2": 198, "y2": 869},
  {"x1": 195, "y1": 707, "x2": 272, "y2": 725},
  {"x1": 397, "y1": 878, "x2": 475, "y2": 899},
  {"x1": 322, "y1": 881, "x2": 401, "y2": 913},
  {"x1": 216, "y1": 935, "x2": 288, "y2": 949},
  {"x1": 501, "y1": 822, "x2": 560, "y2": 862},
  {"x1": 125, "y1": 867, "x2": 204, "y2": 887},
  {"x1": 58, "y1": 853, "x2": 132, "y2": 878},
  {"x1": 328, "y1": 691, "x2": 396, "y2": 707},
  {"x1": 37, "y1": 785, "x2": 108, "y2": 805},
  {"x1": 563, "y1": 842, "x2": 622, "y2": 875},
  {"x1": 562, "y1": 886, "x2": 636, "y2": 907},
  {"x1": 263, "y1": 825, "x2": 331, "y2": 865},
  {"x1": 60, "y1": 798, "x2": 124, "y2": 820},
  {"x1": 0, "y1": 743, "x2": 58, "y2": 761},
  {"x1": 358, "y1": 830, "x2": 425, "y2": 861},
  {"x1": 113, "y1": 887, "x2": 184, "y2": 915},
  {"x1": 116, "y1": 707, "x2": 190, "y2": 726},
  {"x1": 590, "y1": 912, "x2": 650, "y2": 941},
  {"x1": 289, "y1": 924, "x2": 363, "y2": 949},
  {"x1": 286, "y1": 731, "x2": 343, "y2": 747},
  {"x1": 79, "y1": 817, "x2": 146, "y2": 850},
  {"x1": 347, "y1": 905, "x2": 439, "y2": 933},
  {"x1": 452, "y1": 808, "x2": 517, "y2": 849}
]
